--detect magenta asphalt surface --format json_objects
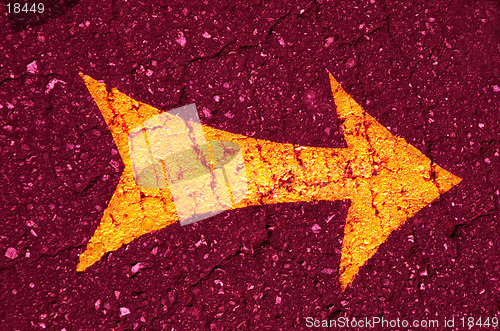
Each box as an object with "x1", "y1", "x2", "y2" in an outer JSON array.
[{"x1": 1, "y1": 0, "x2": 499, "y2": 330}]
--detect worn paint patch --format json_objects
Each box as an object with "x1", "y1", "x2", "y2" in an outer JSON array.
[
  {"x1": 127, "y1": 103, "x2": 248, "y2": 225},
  {"x1": 77, "y1": 72, "x2": 461, "y2": 290}
]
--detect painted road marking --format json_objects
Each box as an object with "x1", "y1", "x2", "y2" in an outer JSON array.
[{"x1": 77, "y1": 72, "x2": 461, "y2": 290}]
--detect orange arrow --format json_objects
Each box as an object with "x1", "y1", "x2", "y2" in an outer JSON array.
[{"x1": 77, "y1": 72, "x2": 461, "y2": 290}]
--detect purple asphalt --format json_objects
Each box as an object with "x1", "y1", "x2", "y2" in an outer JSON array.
[{"x1": 0, "y1": 0, "x2": 499, "y2": 330}]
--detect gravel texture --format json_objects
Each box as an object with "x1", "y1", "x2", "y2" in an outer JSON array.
[{"x1": 0, "y1": 0, "x2": 499, "y2": 330}]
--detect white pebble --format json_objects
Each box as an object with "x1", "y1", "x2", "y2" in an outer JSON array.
[
  {"x1": 324, "y1": 37, "x2": 334, "y2": 48},
  {"x1": 176, "y1": 32, "x2": 187, "y2": 47},
  {"x1": 202, "y1": 107, "x2": 212, "y2": 118},
  {"x1": 311, "y1": 224, "x2": 321, "y2": 233},
  {"x1": 119, "y1": 307, "x2": 131, "y2": 317},
  {"x1": 27, "y1": 61, "x2": 37, "y2": 74},
  {"x1": 131, "y1": 262, "x2": 146, "y2": 274},
  {"x1": 5, "y1": 247, "x2": 18, "y2": 259},
  {"x1": 45, "y1": 78, "x2": 66, "y2": 95}
]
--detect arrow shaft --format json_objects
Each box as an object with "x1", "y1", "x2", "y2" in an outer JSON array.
[{"x1": 229, "y1": 138, "x2": 355, "y2": 207}]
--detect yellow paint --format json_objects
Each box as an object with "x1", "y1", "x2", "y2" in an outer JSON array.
[{"x1": 77, "y1": 72, "x2": 461, "y2": 290}]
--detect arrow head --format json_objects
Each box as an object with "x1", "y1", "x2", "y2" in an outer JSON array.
[{"x1": 328, "y1": 74, "x2": 461, "y2": 290}]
